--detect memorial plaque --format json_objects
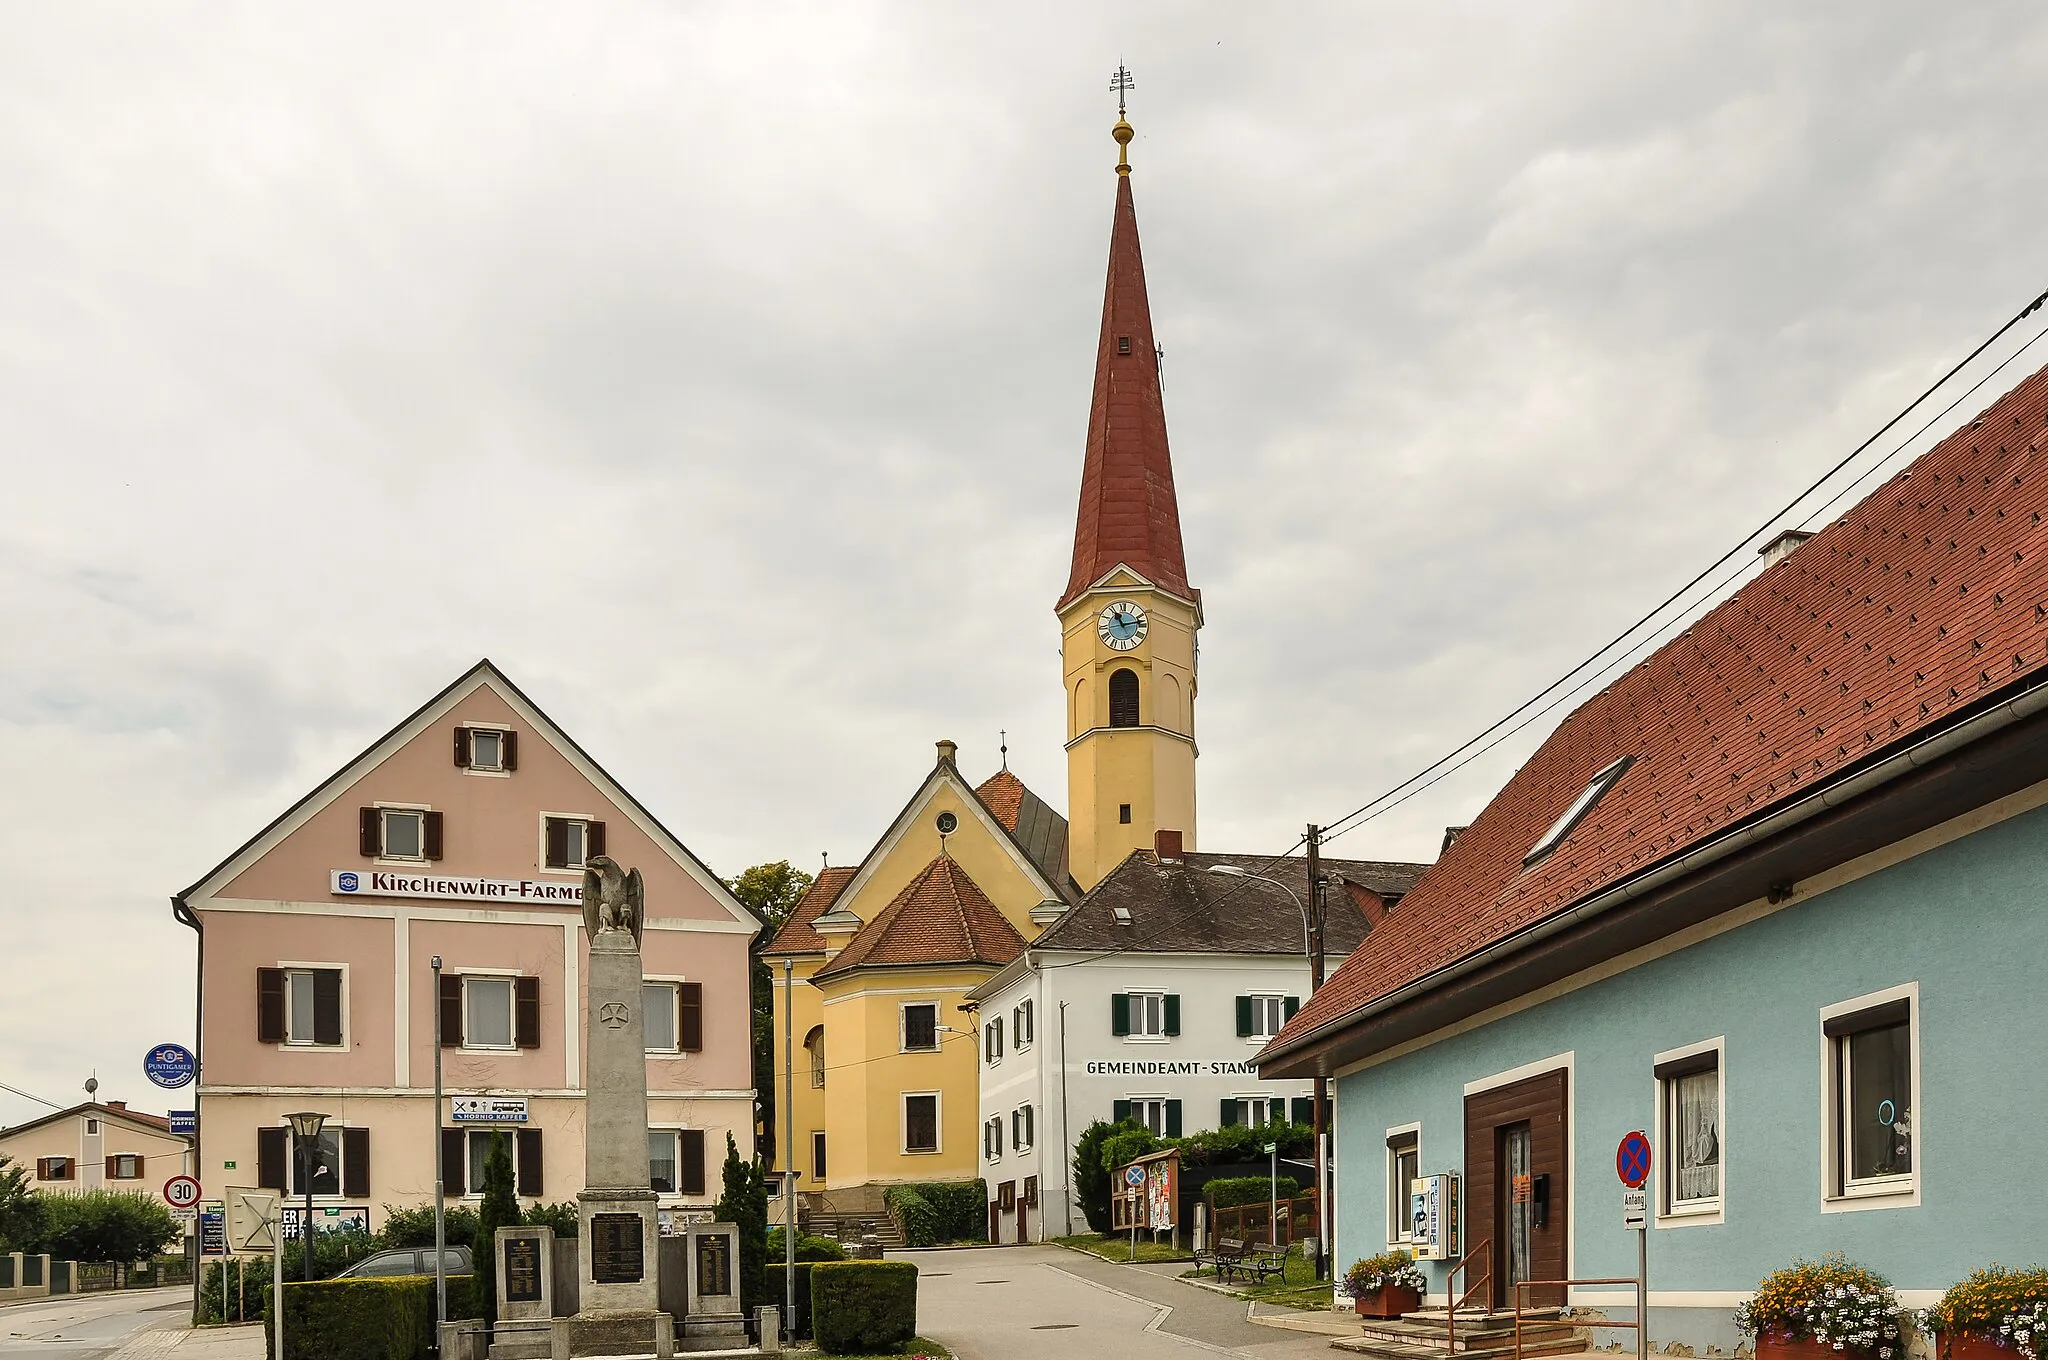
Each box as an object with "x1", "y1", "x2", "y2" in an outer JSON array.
[
  {"x1": 591, "y1": 1213, "x2": 645, "y2": 1284},
  {"x1": 503, "y1": 1235, "x2": 543, "y2": 1303},
  {"x1": 695, "y1": 1233, "x2": 731, "y2": 1299}
]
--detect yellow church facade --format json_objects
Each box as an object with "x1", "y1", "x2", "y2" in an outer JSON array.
[{"x1": 763, "y1": 108, "x2": 1203, "y2": 1214}]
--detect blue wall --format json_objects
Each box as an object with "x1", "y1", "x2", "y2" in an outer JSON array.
[{"x1": 1334, "y1": 798, "x2": 2048, "y2": 1318}]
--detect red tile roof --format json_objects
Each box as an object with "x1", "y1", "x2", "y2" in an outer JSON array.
[
  {"x1": 761, "y1": 866, "x2": 858, "y2": 955},
  {"x1": 1058, "y1": 171, "x2": 1193, "y2": 611},
  {"x1": 1268, "y1": 360, "x2": 2048, "y2": 1059},
  {"x1": 813, "y1": 855, "x2": 1028, "y2": 978},
  {"x1": 975, "y1": 771, "x2": 1026, "y2": 831}
]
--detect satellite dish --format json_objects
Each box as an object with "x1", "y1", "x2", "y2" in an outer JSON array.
[{"x1": 85, "y1": 1076, "x2": 99, "y2": 1097}]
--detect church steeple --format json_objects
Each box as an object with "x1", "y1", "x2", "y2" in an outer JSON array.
[
  {"x1": 1057, "y1": 96, "x2": 1200, "y2": 892},
  {"x1": 1057, "y1": 111, "x2": 1192, "y2": 613}
]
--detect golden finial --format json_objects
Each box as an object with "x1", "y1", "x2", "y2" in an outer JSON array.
[{"x1": 1111, "y1": 64, "x2": 1135, "y2": 176}]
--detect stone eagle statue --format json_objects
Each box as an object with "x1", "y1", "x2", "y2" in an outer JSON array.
[{"x1": 581, "y1": 854, "x2": 644, "y2": 949}]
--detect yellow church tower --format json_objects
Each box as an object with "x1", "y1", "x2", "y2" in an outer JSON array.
[{"x1": 1059, "y1": 108, "x2": 1200, "y2": 892}]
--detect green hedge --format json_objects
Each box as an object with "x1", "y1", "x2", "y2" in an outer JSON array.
[
  {"x1": 1206, "y1": 1176, "x2": 1299, "y2": 1209},
  {"x1": 764, "y1": 1262, "x2": 815, "y2": 1339},
  {"x1": 884, "y1": 1181, "x2": 986, "y2": 1245},
  {"x1": 764, "y1": 1228, "x2": 848, "y2": 1262},
  {"x1": 811, "y1": 1261, "x2": 918, "y2": 1355},
  {"x1": 264, "y1": 1277, "x2": 433, "y2": 1360},
  {"x1": 882, "y1": 1187, "x2": 940, "y2": 1248}
]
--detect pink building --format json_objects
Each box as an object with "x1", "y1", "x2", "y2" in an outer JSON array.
[{"x1": 173, "y1": 661, "x2": 760, "y2": 1233}]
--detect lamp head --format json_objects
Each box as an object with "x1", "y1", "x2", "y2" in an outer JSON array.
[{"x1": 285, "y1": 1111, "x2": 329, "y2": 1140}]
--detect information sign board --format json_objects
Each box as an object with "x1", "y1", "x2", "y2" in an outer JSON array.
[{"x1": 1622, "y1": 1186, "x2": 1647, "y2": 1229}]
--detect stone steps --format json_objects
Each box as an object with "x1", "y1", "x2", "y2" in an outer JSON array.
[
  {"x1": 1332, "y1": 1309, "x2": 1589, "y2": 1360},
  {"x1": 800, "y1": 1210, "x2": 905, "y2": 1249}
]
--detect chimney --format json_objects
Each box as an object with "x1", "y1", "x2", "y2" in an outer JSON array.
[
  {"x1": 1440, "y1": 826, "x2": 1468, "y2": 857},
  {"x1": 1154, "y1": 829, "x2": 1183, "y2": 861},
  {"x1": 106, "y1": 1101, "x2": 126, "y2": 1111},
  {"x1": 935, "y1": 739, "x2": 958, "y2": 767},
  {"x1": 1757, "y1": 529, "x2": 1815, "y2": 569}
]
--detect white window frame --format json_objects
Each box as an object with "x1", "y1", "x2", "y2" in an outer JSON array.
[
  {"x1": 106, "y1": 1153, "x2": 144, "y2": 1180},
  {"x1": 461, "y1": 971, "x2": 519, "y2": 1052},
  {"x1": 538, "y1": 812, "x2": 596, "y2": 874},
  {"x1": 1651, "y1": 1037, "x2": 1725, "y2": 1227},
  {"x1": 1525, "y1": 756, "x2": 1631, "y2": 865},
  {"x1": 1236, "y1": 1094, "x2": 1281, "y2": 1127},
  {"x1": 647, "y1": 1129, "x2": 680, "y2": 1195},
  {"x1": 984, "y1": 1016, "x2": 1004, "y2": 1065},
  {"x1": 374, "y1": 802, "x2": 430, "y2": 865},
  {"x1": 1128, "y1": 1095, "x2": 1168, "y2": 1137},
  {"x1": 84, "y1": 1118, "x2": 100, "y2": 1136},
  {"x1": 1246, "y1": 993, "x2": 1286, "y2": 1042},
  {"x1": 1014, "y1": 999, "x2": 1034, "y2": 1050},
  {"x1": 902, "y1": 1091, "x2": 942, "y2": 1155},
  {"x1": 1127, "y1": 991, "x2": 1166, "y2": 1041},
  {"x1": 1385, "y1": 1122, "x2": 1421, "y2": 1247},
  {"x1": 642, "y1": 979, "x2": 682, "y2": 1055},
  {"x1": 462, "y1": 721, "x2": 511, "y2": 776},
  {"x1": 1820, "y1": 982, "x2": 1920, "y2": 1213},
  {"x1": 984, "y1": 1115, "x2": 1003, "y2": 1162},
  {"x1": 899, "y1": 1001, "x2": 940, "y2": 1053},
  {"x1": 805, "y1": 1026, "x2": 826, "y2": 1089},
  {"x1": 1013, "y1": 1103, "x2": 1034, "y2": 1151},
  {"x1": 810, "y1": 1130, "x2": 827, "y2": 1182},
  {"x1": 278, "y1": 959, "x2": 349, "y2": 1050}
]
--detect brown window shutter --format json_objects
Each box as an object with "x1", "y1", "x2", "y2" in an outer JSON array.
[
  {"x1": 586, "y1": 821, "x2": 606, "y2": 859},
  {"x1": 313, "y1": 970, "x2": 343, "y2": 1046},
  {"x1": 441, "y1": 1129, "x2": 467, "y2": 1196},
  {"x1": 423, "y1": 811, "x2": 444, "y2": 861},
  {"x1": 359, "y1": 808, "x2": 381, "y2": 857},
  {"x1": 439, "y1": 973, "x2": 464, "y2": 1047},
  {"x1": 342, "y1": 1128, "x2": 369, "y2": 1198},
  {"x1": 105, "y1": 1156, "x2": 117, "y2": 1179},
  {"x1": 257, "y1": 1127, "x2": 287, "y2": 1191},
  {"x1": 515, "y1": 1130, "x2": 543, "y2": 1197},
  {"x1": 680, "y1": 1130, "x2": 706, "y2": 1196},
  {"x1": 453, "y1": 727, "x2": 471, "y2": 768},
  {"x1": 502, "y1": 731, "x2": 518, "y2": 771},
  {"x1": 678, "y1": 982, "x2": 703, "y2": 1052},
  {"x1": 134, "y1": 1154, "x2": 146, "y2": 1179},
  {"x1": 515, "y1": 977, "x2": 541, "y2": 1049},
  {"x1": 258, "y1": 968, "x2": 286, "y2": 1045},
  {"x1": 544, "y1": 818, "x2": 568, "y2": 869}
]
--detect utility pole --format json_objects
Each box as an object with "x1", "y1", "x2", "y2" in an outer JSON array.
[{"x1": 1305, "y1": 823, "x2": 1329, "y2": 1281}]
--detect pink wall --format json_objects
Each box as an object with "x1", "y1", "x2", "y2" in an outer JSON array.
[{"x1": 201, "y1": 913, "x2": 396, "y2": 1087}]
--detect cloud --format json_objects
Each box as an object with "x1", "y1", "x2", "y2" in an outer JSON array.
[{"x1": 3, "y1": 0, "x2": 2046, "y2": 1123}]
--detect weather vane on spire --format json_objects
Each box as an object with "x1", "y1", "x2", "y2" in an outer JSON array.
[{"x1": 1110, "y1": 65, "x2": 1136, "y2": 174}]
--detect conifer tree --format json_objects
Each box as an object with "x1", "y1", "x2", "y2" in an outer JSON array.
[
  {"x1": 711, "y1": 1135, "x2": 766, "y2": 1314},
  {"x1": 473, "y1": 1133, "x2": 519, "y2": 1329}
]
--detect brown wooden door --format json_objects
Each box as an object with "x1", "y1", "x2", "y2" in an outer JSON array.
[
  {"x1": 1464, "y1": 1069, "x2": 1568, "y2": 1309},
  {"x1": 1017, "y1": 1197, "x2": 1029, "y2": 1243}
]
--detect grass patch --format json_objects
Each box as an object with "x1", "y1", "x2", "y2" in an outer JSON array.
[
  {"x1": 1050, "y1": 1233, "x2": 1193, "y2": 1264},
  {"x1": 1182, "y1": 1247, "x2": 1334, "y2": 1309},
  {"x1": 815, "y1": 1337, "x2": 951, "y2": 1359}
]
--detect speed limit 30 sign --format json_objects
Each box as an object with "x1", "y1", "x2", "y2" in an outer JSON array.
[{"x1": 163, "y1": 1175, "x2": 203, "y2": 1210}]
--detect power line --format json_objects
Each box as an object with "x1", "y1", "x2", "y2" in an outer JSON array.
[
  {"x1": 0, "y1": 1080, "x2": 69, "y2": 1112},
  {"x1": 1317, "y1": 283, "x2": 2048, "y2": 848}
]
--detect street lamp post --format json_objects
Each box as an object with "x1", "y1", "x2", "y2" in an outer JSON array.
[
  {"x1": 781, "y1": 958, "x2": 796, "y2": 1343},
  {"x1": 284, "y1": 1112, "x2": 330, "y2": 1285}
]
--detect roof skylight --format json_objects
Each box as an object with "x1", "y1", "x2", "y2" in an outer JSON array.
[{"x1": 1524, "y1": 756, "x2": 1633, "y2": 867}]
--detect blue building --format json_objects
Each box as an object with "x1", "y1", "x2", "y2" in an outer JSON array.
[{"x1": 1258, "y1": 361, "x2": 2048, "y2": 1351}]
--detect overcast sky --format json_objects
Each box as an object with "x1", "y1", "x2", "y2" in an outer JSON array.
[{"x1": 5, "y1": 3, "x2": 2047, "y2": 1125}]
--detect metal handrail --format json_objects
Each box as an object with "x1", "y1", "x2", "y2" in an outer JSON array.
[
  {"x1": 1513, "y1": 1278, "x2": 1640, "y2": 1360},
  {"x1": 1445, "y1": 1237, "x2": 1491, "y2": 1353}
]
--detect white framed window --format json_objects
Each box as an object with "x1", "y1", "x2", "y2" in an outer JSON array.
[
  {"x1": 643, "y1": 982, "x2": 679, "y2": 1053},
  {"x1": 283, "y1": 968, "x2": 344, "y2": 1047},
  {"x1": 1130, "y1": 992, "x2": 1165, "y2": 1038},
  {"x1": 1014, "y1": 999, "x2": 1034, "y2": 1049},
  {"x1": 805, "y1": 1026, "x2": 826, "y2": 1088},
  {"x1": 1012, "y1": 1104, "x2": 1034, "y2": 1151},
  {"x1": 463, "y1": 976, "x2": 515, "y2": 1050},
  {"x1": 542, "y1": 814, "x2": 601, "y2": 871},
  {"x1": 983, "y1": 1116, "x2": 1003, "y2": 1161},
  {"x1": 468, "y1": 728, "x2": 505, "y2": 772},
  {"x1": 85, "y1": 1118, "x2": 101, "y2": 1136},
  {"x1": 1654, "y1": 1038, "x2": 1724, "y2": 1224},
  {"x1": 900, "y1": 1003, "x2": 939, "y2": 1053},
  {"x1": 1385, "y1": 1124, "x2": 1420, "y2": 1244},
  {"x1": 811, "y1": 1131, "x2": 826, "y2": 1181},
  {"x1": 1237, "y1": 1095, "x2": 1282, "y2": 1127},
  {"x1": 107, "y1": 1154, "x2": 144, "y2": 1180},
  {"x1": 1822, "y1": 985, "x2": 1918, "y2": 1209},
  {"x1": 1246, "y1": 995, "x2": 1285, "y2": 1041},
  {"x1": 903, "y1": 1092, "x2": 941, "y2": 1154},
  {"x1": 380, "y1": 808, "x2": 427, "y2": 861},
  {"x1": 984, "y1": 1016, "x2": 1004, "y2": 1064},
  {"x1": 1130, "y1": 1097, "x2": 1168, "y2": 1136},
  {"x1": 648, "y1": 1130, "x2": 678, "y2": 1193}
]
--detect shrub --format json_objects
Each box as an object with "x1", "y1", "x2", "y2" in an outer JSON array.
[
  {"x1": 471, "y1": 1133, "x2": 518, "y2": 1327},
  {"x1": 811, "y1": 1261, "x2": 918, "y2": 1355},
  {"x1": 1736, "y1": 1254, "x2": 1906, "y2": 1359},
  {"x1": 1073, "y1": 1120, "x2": 1135, "y2": 1232},
  {"x1": 1100, "y1": 1129, "x2": 1162, "y2": 1181},
  {"x1": 883, "y1": 1187, "x2": 940, "y2": 1248},
  {"x1": 889, "y1": 1182, "x2": 985, "y2": 1243},
  {"x1": 1172, "y1": 1119, "x2": 1315, "y2": 1167},
  {"x1": 265, "y1": 1277, "x2": 433, "y2": 1360},
  {"x1": 1919, "y1": 1266, "x2": 2048, "y2": 1359},
  {"x1": 378, "y1": 1204, "x2": 482, "y2": 1249},
  {"x1": 1205, "y1": 1176, "x2": 1298, "y2": 1209},
  {"x1": 282, "y1": 1226, "x2": 382, "y2": 1282},
  {"x1": 764, "y1": 1228, "x2": 847, "y2": 1262},
  {"x1": 520, "y1": 1203, "x2": 580, "y2": 1239},
  {"x1": 1345, "y1": 1250, "x2": 1424, "y2": 1297},
  {"x1": 202, "y1": 1258, "x2": 266, "y2": 1324},
  {"x1": 764, "y1": 1262, "x2": 816, "y2": 1339},
  {"x1": 712, "y1": 1135, "x2": 768, "y2": 1313},
  {"x1": 33, "y1": 1190, "x2": 178, "y2": 1263}
]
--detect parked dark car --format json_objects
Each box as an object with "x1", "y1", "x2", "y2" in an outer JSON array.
[{"x1": 333, "y1": 1246, "x2": 472, "y2": 1279}]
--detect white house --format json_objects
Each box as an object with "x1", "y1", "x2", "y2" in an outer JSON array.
[{"x1": 967, "y1": 834, "x2": 1426, "y2": 1243}]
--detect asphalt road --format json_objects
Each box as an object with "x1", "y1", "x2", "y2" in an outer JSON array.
[
  {"x1": 914, "y1": 1246, "x2": 1338, "y2": 1360},
  {"x1": 0, "y1": 1289, "x2": 191, "y2": 1360}
]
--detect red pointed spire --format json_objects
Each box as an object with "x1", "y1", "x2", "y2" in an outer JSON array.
[{"x1": 1058, "y1": 163, "x2": 1192, "y2": 611}]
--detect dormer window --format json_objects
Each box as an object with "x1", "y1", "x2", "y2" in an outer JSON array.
[{"x1": 1524, "y1": 757, "x2": 1633, "y2": 866}]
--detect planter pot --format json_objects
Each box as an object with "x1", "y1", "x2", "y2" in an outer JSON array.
[
  {"x1": 1756, "y1": 1336, "x2": 1880, "y2": 1360},
  {"x1": 1937, "y1": 1335, "x2": 2016, "y2": 1360},
  {"x1": 1354, "y1": 1285, "x2": 1422, "y2": 1319}
]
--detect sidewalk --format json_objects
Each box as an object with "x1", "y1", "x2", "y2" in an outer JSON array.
[{"x1": 111, "y1": 1324, "x2": 265, "y2": 1360}]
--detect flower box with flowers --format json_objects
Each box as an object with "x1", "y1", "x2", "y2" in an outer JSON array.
[
  {"x1": 1737, "y1": 1254, "x2": 1906, "y2": 1360},
  {"x1": 1919, "y1": 1265, "x2": 2048, "y2": 1360},
  {"x1": 1346, "y1": 1251, "x2": 1426, "y2": 1319}
]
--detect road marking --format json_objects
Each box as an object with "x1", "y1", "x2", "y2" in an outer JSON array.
[{"x1": 1039, "y1": 1265, "x2": 1244, "y2": 1358}]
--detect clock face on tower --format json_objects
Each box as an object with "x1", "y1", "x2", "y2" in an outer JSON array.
[{"x1": 1098, "y1": 599, "x2": 1149, "y2": 651}]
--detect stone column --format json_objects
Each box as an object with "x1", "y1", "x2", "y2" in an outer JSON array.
[{"x1": 575, "y1": 928, "x2": 662, "y2": 1321}]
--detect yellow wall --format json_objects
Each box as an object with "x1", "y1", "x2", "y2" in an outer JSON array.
[
  {"x1": 1062, "y1": 577, "x2": 1200, "y2": 889},
  {"x1": 847, "y1": 779, "x2": 1052, "y2": 938},
  {"x1": 767, "y1": 954, "x2": 830, "y2": 1186}
]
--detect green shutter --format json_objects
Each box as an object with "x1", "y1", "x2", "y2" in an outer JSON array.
[
  {"x1": 1291, "y1": 1097, "x2": 1314, "y2": 1126},
  {"x1": 1284, "y1": 996, "x2": 1301, "y2": 1022},
  {"x1": 1113, "y1": 1099, "x2": 1132, "y2": 1125},
  {"x1": 1235, "y1": 996, "x2": 1253, "y2": 1037},
  {"x1": 1165, "y1": 1100, "x2": 1183, "y2": 1137},
  {"x1": 1163, "y1": 995, "x2": 1181, "y2": 1036},
  {"x1": 1220, "y1": 1099, "x2": 1239, "y2": 1128},
  {"x1": 1111, "y1": 993, "x2": 1131, "y2": 1037}
]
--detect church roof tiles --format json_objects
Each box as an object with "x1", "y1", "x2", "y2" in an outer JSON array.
[{"x1": 812, "y1": 855, "x2": 1028, "y2": 978}]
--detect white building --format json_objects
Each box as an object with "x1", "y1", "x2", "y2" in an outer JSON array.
[{"x1": 967, "y1": 835, "x2": 1426, "y2": 1243}]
